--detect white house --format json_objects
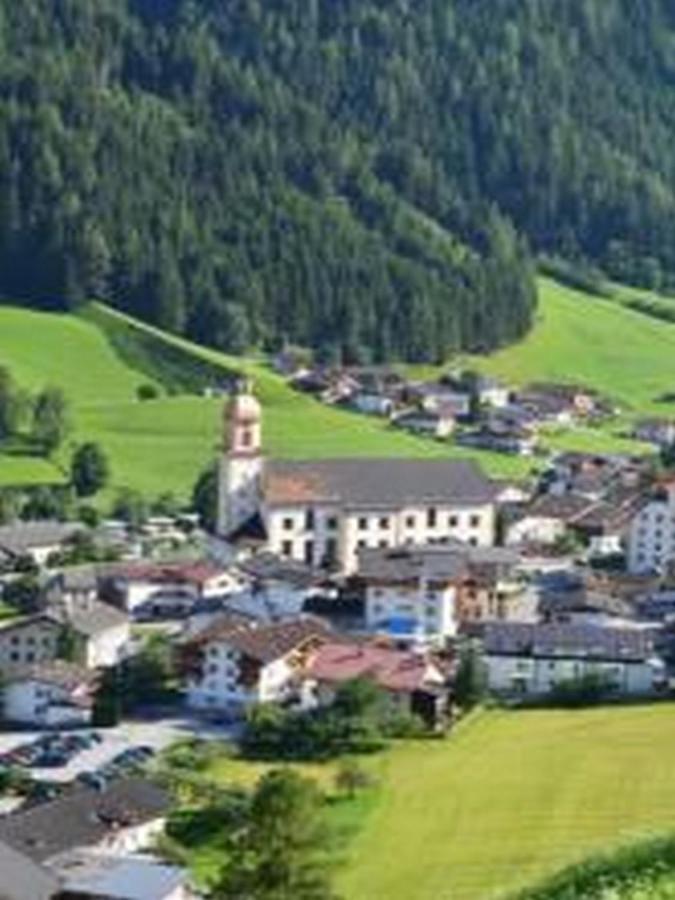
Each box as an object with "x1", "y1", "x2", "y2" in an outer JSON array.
[
  {"x1": 0, "y1": 522, "x2": 84, "y2": 569},
  {"x1": 0, "y1": 615, "x2": 62, "y2": 675},
  {"x1": 2, "y1": 661, "x2": 96, "y2": 727},
  {"x1": 182, "y1": 615, "x2": 330, "y2": 714},
  {"x1": 218, "y1": 382, "x2": 498, "y2": 574},
  {"x1": 393, "y1": 407, "x2": 455, "y2": 439},
  {"x1": 352, "y1": 392, "x2": 394, "y2": 417},
  {"x1": 483, "y1": 621, "x2": 664, "y2": 697},
  {"x1": 53, "y1": 597, "x2": 130, "y2": 669}
]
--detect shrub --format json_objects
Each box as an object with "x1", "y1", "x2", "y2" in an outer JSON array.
[{"x1": 137, "y1": 383, "x2": 160, "y2": 401}]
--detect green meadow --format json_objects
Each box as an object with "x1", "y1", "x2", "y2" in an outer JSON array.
[{"x1": 2, "y1": 275, "x2": 675, "y2": 500}]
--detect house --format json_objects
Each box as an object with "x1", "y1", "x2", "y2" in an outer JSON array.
[
  {"x1": 53, "y1": 853, "x2": 199, "y2": 900},
  {"x1": 351, "y1": 392, "x2": 394, "y2": 418},
  {"x1": 633, "y1": 418, "x2": 675, "y2": 449},
  {"x1": 301, "y1": 640, "x2": 449, "y2": 727},
  {"x1": 393, "y1": 407, "x2": 455, "y2": 439},
  {"x1": 0, "y1": 778, "x2": 171, "y2": 866},
  {"x1": 504, "y1": 494, "x2": 591, "y2": 546},
  {"x1": 0, "y1": 840, "x2": 59, "y2": 900},
  {"x1": 482, "y1": 621, "x2": 664, "y2": 697},
  {"x1": 50, "y1": 597, "x2": 130, "y2": 669},
  {"x1": 546, "y1": 452, "x2": 647, "y2": 499},
  {"x1": 2, "y1": 661, "x2": 97, "y2": 728},
  {"x1": 357, "y1": 543, "x2": 523, "y2": 646},
  {"x1": 474, "y1": 376, "x2": 510, "y2": 409},
  {"x1": 407, "y1": 383, "x2": 471, "y2": 418},
  {"x1": 218, "y1": 382, "x2": 498, "y2": 573},
  {"x1": 538, "y1": 589, "x2": 635, "y2": 627},
  {"x1": 101, "y1": 562, "x2": 235, "y2": 619},
  {"x1": 0, "y1": 522, "x2": 84, "y2": 569},
  {"x1": 626, "y1": 478, "x2": 675, "y2": 574},
  {"x1": 182, "y1": 614, "x2": 331, "y2": 715},
  {"x1": 519, "y1": 383, "x2": 599, "y2": 421},
  {"x1": 238, "y1": 553, "x2": 327, "y2": 617},
  {"x1": 0, "y1": 614, "x2": 62, "y2": 675},
  {"x1": 456, "y1": 424, "x2": 537, "y2": 456}
]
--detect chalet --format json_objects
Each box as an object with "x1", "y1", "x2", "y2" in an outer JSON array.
[
  {"x1": 2, "y1": 661, "x2": 97, "y2": 728},
  {"x1": 351, "y1": 391, "x2": 395, "y2": 417},
  {"x1": 519, "y1": 383, "x2": 600, "y2": 421},
  {"x1": 456, "y1": 424, "x2": 537, "y2": 456},
  {"x1": 182, "y1": 615, "x2": 331, "y2": 715},
  {"x1": 407, "y1": 382, "x2": 472, "y2": 418},
  {"x1": 504, "y1": 494, "x2": 591, "y2": 546},
  {"x1": 482, "y1": 621, "x2": 664, "y2": 697}
]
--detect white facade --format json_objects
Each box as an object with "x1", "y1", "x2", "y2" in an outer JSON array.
[
  {"x1": 3, "y1": 678, "x2": 92, "y2": 727},
  {"x1": 218, "y1": 386, "x2": 264, "y2": 537},
  {"x1": 505, "y1": 515, "x2": 566, "y2": 547},
  {"x1": 628, "y1": 485, "x2": 675, "y2": 574},
  {"x1": 365, "y1": 581, "x2": 458, "y2": 646},
  {"x1": 0, "y1": 618, "x2": 60, "y2": 675},
  {"x1": 186, "y1": 639, "x2": 295, "y2": 713},
  {"x1": 266, "y1": 503, "x2": 495, "y2": 574},
  {"x1": 485, "y1": 653, "x2": 661, "y2": 697},
  {"x1": 83, "y1": 622, "x2": 130, "y2": 669}
]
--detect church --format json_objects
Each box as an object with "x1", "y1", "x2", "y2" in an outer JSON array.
[{"x1": 218, "y1": 382, "x2": 498, "y2": 573}]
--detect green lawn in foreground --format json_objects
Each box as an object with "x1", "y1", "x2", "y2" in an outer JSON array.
[
  {"x1": 467, "y1": 277, "x2": 675, "y2": 415},
  {"x1": 338, "y1": 706, "x2": 675, "y2": 900}
]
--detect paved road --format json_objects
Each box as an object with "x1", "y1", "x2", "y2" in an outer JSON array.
[{"x1": 0, "y1": 714, "x2": 236, "y2": 783}]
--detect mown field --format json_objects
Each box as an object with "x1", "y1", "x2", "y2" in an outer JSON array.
[
  {"x1": 340, "y1": 706, "x2": 675, "y2": 900},
  {"x1": 3, "y1": 274, "x2": 675, "y2": 500}
]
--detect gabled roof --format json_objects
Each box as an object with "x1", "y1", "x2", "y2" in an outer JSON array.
[
  {"x1": 483, "y1": 621, "x2": 656, "y2": 663},
  {"x1": 54, "y1": 853, "x2": 189, "y2": 900},
  {"x1": 0, "y1": 779, "x2": 170, "y2": 863},
  {"x1": 307, "y1": 641, "x2": 445, "y2": 694},
  {"x1": 4, "y1": 660, "x2": 95, "y2": 690},
  {"x1": 264, "y1": 459, "x2": 496, "y2": 508},
  {"x1": 0, "y1": 522, "x2": 83, "y2": 557},
  {"x1": 187, "y1": 614, "x2": 331, "y2": 663},
  {"x1": 48, "y1": 600, "x2": 128, "y2": 637}
]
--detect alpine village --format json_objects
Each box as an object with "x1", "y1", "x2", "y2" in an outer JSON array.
[{"x1": 5, "y1": 3, "x2": 675, "y2": 900}]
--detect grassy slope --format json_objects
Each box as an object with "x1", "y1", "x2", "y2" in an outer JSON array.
[
  {"x1": 338, "y1": 706, "x2": 675, "y2": 900},
  {"x1": 468, "y1": 278, "x2": 675, "y2": 415},
  {"x1": 5, "y1": 274, "x2": 675, "y2": 498}
]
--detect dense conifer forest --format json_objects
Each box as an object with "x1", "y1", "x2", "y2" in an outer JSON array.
[{"x1": 2, "y1": 0, "x2": 675, "y2": 361}]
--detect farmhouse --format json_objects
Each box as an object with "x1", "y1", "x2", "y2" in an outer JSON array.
[
  {"x1": 628, "y1": 478, "x2": 675, "y2": 574},
  {"x1": 633, "y1": 417, "x2": 675, "y2": 448},
  {"x1": 218, "y1": 382, "x2": 498, "y2": 573},
  {"x1": 393, "y1": 406, "x2": 455, "y2": 439},
  {"x1": 482, "y1": 621, "x2": 664, "y2": 697},
  {"x1": 0, "y1": 614, "x2": 61, "y2": 674}
]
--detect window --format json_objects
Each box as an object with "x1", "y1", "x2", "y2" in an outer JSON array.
[
  {"x1": 208, "y1": 664, "x2": 219, "y2": 674},
  {"x1": 25, "y1": 652, "x2": 34, "y2": 663},
  {"x1": 448, "y1": 515, "x2": 459, "y2": 528},
  {"x1": 282, "y1": 517, "x2": 294, "y2": 531},
  {"x1": 26, "y1": 637, "x2": 35, "y2": 645},
  {"x1": 281, "y1": 540, "x2": 293, "y2": 557},
  {"x1": 326, "y1": 517, "x2": 338, "y2": 530},
  {"x1": 304, "y1": 540, "x2": 314, "y2": 565},
  {"x1": 241, "y1": 428, "x2": 253, "y2": 448},
  {"x1": 209, "y1": 647, "x2": 220, "y2": 657},
  {"x1": 379, "y1": 539, "x2": 389, "y2": 549},
  {"x1": 379, "y1": 517, "x2": 390, "y2": 529},
  {"x1": 358, "y1": 517, "x2": 368, "y2": 531},
  {"x1": 10, "y1": 636, "x2": 19, "y2": 646},
  {"x1": 469, "y1": 537, "x2": 478, "y2": 547},
  {"x1": 10, "y1": 652, "x2": 19, "y2": 662},
  {"x1": 305, "y1": 510, "x2": 315, "y2": 531},
  {"x1": 427, "y1": 508, "x2": 437, "y2": 528},
  {"x1": 357, "y1": 539, "x2": 367, "y2": 550},
  {"x1": 470, "y1": 515, "x2": 481, "y2": 529},
  {"x1": 405, "y1": 515, "x2": 416, "y2": 529},
  {"x1": 324, "y1": 538, "x2": 338, "y2": 564}
]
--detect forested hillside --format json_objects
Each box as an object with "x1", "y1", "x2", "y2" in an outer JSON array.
[{"x1": 3, "y1": 1, "x2": 675, "y2": 362}]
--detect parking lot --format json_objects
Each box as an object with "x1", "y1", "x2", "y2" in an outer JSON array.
[{"x1": 0, "y1": 714, "x2": 236, "y2": 783}]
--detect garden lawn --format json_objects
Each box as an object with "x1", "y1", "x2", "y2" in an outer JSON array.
[{"x1": 339, "y1": 706, "x2": 675, "y2": 900}]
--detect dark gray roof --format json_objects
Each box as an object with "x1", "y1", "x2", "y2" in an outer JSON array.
[
  {"x1": 240, "y1": 552, "x2": 320, "y2": 588},
  {"x1": 483, "y1": 622, "x2": 656, "y2": 662},
  {"x1": 265, "y1": 459, "x2": 496, "y2": 509},
  {"x1": 0, "y1": 522, "x2": 83, "y2": 557},
  {"x1": 48, "y1": 599, "x2": 128, "y2": 637},
  {"x1": 56, "y1": 854, "x2": 188, "y2": 900},
  {"x1": 357, "y1": 543, "x2": 519, "y2": 583},
  {"x1": 0, "y1": 779, "x2": 170, "y2": 863}
]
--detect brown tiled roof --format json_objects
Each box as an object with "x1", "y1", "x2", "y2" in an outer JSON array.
[
  {"x1": 307, "y1": 641, "x2": 444, "y2": 694},
  {"x1": 264, "y1": 459, "x2": 496, "y2": 509},
  {"x1": 187, "y1": 615, "x2": 331, "y2": 663}
]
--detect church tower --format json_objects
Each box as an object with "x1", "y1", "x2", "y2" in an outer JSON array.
[{"x1": 217, "y1": 379, "x2": 264, "y2": 537}]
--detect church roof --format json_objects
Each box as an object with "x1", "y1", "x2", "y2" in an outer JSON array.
[{"x1": 264, "y1": 459, "x2": 496, "y2": 509}]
